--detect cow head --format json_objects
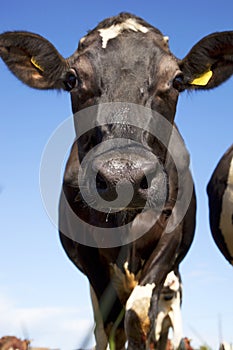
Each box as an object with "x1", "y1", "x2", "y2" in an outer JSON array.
[{"x1": 0, "y1": 12, "x2": 233, "y2": 237}]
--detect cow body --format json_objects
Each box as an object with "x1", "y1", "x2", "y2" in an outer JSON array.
[
  {"x1": 1, "y1": 12, "x2": 233, "y2": 350},
  {"x1": 207, "y1": 144, "x2": 233, "y2": 265}
]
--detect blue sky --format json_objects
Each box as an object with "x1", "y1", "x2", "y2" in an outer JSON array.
[{"x1": 0, "y1": 1, "x2": 233, "y2": 349}]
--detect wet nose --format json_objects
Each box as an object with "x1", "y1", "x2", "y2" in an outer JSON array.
[{"x1": 94, "y1": 159, "x2": 160, "y2": 201}]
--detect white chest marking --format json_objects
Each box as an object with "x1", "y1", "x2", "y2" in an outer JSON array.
[
  {"x1": 220, "y1": 156, "x2": 233, "y2": 260},
  {"x1": 98, "y1": 18, "x2": 149, "y2": 49}
]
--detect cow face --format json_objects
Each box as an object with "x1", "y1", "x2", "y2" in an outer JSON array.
[
  {"x1": 65, "y1": 17, "x2": 181, "y2": 222},
  {"x1": 60, "y1": 15, "x2": 183, "y2": 228}
]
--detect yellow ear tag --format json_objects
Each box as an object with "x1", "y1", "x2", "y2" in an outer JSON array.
[
  {"x1": 190, "y1": 69, "x2": 213, "y2": 86},
  {"x1": 31, "y1": 57, "x2": 44, "y2": 72}
]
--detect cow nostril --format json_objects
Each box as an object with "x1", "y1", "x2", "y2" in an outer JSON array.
[
  {"x1": 139, "y1": 172, "x2": 155, "y2": 190},
  {"x1": 96, "y1": 172, "x2": 108, "y2": 191},
  {"x1": 162, "y1": 208, "x2": 172, "y2": 218},
  {"x1": 140, "y1": 175, "x2": 149, "y2": 190}
]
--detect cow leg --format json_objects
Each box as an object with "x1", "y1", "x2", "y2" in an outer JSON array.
[
  {"x1": 143, "y1": 227, "x2": 183, "y2": 342},
  {"x1": 156, "y1": 316, "x2": 171, "y2": 350},
  {"x1": 90, "y1": 285, "x2": 126, "y2": 350},
  {"x1": 90, "y1": 285, "x2": 108, "y2": 350},
  {"x1": 168, "y1": 300, "x2": 182, "y2": 349},
  {"x1": 60, "y1": 236, "x2": 125, "y2": 349},
  {"x1": 125, "y1": 282, "x2": 155, "y2": 350},
  {"x1": 155, "y1": 312, "x2": 170, "y2": 347},
  {"x1": 125, "y1": 226, "x2": 182, "y2": 349}
]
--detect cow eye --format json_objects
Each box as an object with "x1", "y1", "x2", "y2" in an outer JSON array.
[
  {"x1": 64, "y1": 69, "x2": 79, "y2": 91},
  {"x1": 173, "y1": 74, "x2": 184, "y2": 92}
]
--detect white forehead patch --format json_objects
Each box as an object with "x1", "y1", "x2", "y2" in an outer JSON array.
[
  {"x1": 80, "y1": 36, "x2": 86, "y2": 44},
  {"x1": 220, "y1": 156, "x2": 233, "y2": 262},
  {"x1": 98, "y1": 18, "x2": 149, "y2": 49}
]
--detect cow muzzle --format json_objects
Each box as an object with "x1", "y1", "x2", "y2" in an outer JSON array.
[{"x1": 78, "y1": 145, "x2": 168, "y2": 214}]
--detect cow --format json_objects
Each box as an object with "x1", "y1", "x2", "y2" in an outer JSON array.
[
  {"x1": 0, "y1": 336, "x2": 29, "y2": 350},
  {"x1": 155, "y1": 270, "x2": 182, "y2": 350},
  {"x1": 207, "y1": 144, "x2": 233, "y2": 265},
  {"x1": 163, "y1": 338, "x2": 193, "y2": 350},
  {"x1": 220, "y1": 342, "x2": 233, "y2": 350},
  {"x1": 1, "y1": 12, "x2": 233, "y2": 350}
]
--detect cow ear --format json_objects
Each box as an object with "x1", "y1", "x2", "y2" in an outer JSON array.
[
  {"x1": 180, "y1": 31, "x2": 233, "y2": 90},
  {"x1": 0, "y1": 31, "x2": 68, "y2": 90}
]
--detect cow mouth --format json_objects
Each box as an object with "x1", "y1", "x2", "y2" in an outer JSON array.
[
  {"x1": 105, "y1": 207, "x2": 143, "y2": 225},
  {"x1": 73, "y1": 188, "x2": 163, "y2": 229},
  {"x1": 60, "y1": 185, "x2": 168, "y2": 247},
  {"x1": 78, "y1": 193, "x2": 144, "y2": 225}
]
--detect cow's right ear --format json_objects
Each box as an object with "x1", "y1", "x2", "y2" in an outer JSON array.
[{"x1": 0, "y1": 31, "x2": 68, "y2": 90}]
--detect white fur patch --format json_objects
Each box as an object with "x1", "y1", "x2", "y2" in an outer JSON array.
[
  {"x1": 155, "y1": 271, "x2": 182, "y2": 349},
  {"x1": 98, "y1": 18, "x2": 149, "y2": 48},
  {"x1": 220, "y1": 156, "x2": 233, "y2": 261},
  {"x1": 80, "y1": 36, "x2": 86, "y2": 44},
  {"x1": 126, "y1": 283, "x2": 155, "y2": 311},
  {"x1": 163, "y1": 271, "x2": 180, "y2": 292},
  {"x1": 126, "y1": 283, "x2": 155, "y2": 337},
  {"x1": 220, "y1": 341, "x2": 233, "y2": 350}
]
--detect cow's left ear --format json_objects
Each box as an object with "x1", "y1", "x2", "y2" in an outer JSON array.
[
  {"x1": 180, "y1": 31, "x2": 233, "y2": 90},
  {"x1": 0, "y1": 31, "x2": 68, "y2": 89}
]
